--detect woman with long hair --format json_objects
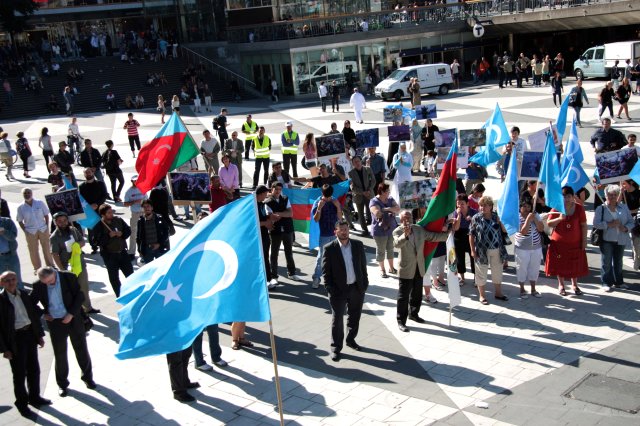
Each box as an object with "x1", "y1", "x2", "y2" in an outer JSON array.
[
  {"x1": 157, "y1": 94, "x2": 166, "y2": 124},
  {"x1": 302, "y1": 132, "x2": 318, "y2": 177}
]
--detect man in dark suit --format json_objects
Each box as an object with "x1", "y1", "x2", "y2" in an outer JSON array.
[
  {"x1": 322, "y1": 219, "x2": 369, "y2": 362},
  {"x1": 348, "y1": 156, "x2": 376, "y2": 237},
  {"x1": 0, "y1": 271, "x2": 50, "y2": 418},
  {"x1": 30, "y1": 266, "x2": 95, "y2": 397}
]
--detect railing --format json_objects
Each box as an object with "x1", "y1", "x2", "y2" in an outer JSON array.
[
  {"x1": 227, "y1": 0, "x2": 626, "y2": 43},
  {"x1": 178, "y1": 45, "x2": 259, "y2": 95},
  {"x1": 34, "y1": 0, "x2": 141, "y2": 9}
]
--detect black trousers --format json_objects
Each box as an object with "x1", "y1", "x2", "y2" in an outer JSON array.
[
  {"x1": 261, "y1": 232, "x2": 272, "y2": 282},
  {"x1": 253, "y1": 158, "x2": 270, "y2": 187},
  {"x1": 128, "y1": 135, "x2": 141, "y2": 151},
  {"x1": 244, "y1": 139, "x2": 253, "y2": 159},
  {"x1": 107, "y1": 170, "x2": 124, "y2": 198},
  {"x1": 48, "y1": 317, "x2": 92, "y2": 389},
  {"x1": 282, "y1": 153, "x2": 298, "y2": 178},
  {"x1": 332, "y1": 96, "x2": 340, "y2": 112},
  {"x1": 166, "y1": 347, "x2": 192, "y2": 393},
  {"x1": 270, "y1": 232, "x2": 295, "y2": 278},
  {"x1": 101, "y1": 250, "x2": 133, "y2": 297},
  {"x1": 320, "y1": 96, "x2": 327, "y2": 112},
  {"x1": 10, "y1": 329, "x2": 40, "y2": 408},
  {"x1": 454, "y1": 235, "x2": 475, "y2": 275},
  {"x1": 354, "y1": 198, "x2": 371, "y2": 232},
  {"x1": 397, "y1": 267, "x2": 423, "y2": 325},
  {"x1": 329, "y1": 285, "x2": 364, "y2": 354}
]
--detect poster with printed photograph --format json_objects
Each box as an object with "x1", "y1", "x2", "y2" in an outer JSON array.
[
  {"x1": 398, "y1": 179, "x2": 438, "y2": 210},
  {"x1": 434, "y1": 129, "x2": 456, "y2": 148},
  {"x1": 316, "y1": 133, "x2": 346, "y2": 160},
  {"x1": 355, "y1": 128, "x2": 379, "y2": 149},
  {"x1": 414, "y1": 104, "x2": 437, "y2": 120},
  {"x1": 383, "y1": 107, "x2": 404, "y2": 123},
  {"x1": 45, "y1": 189, "x2": 86, "y2": 222},
  {"x1": 459, "y1": 129, "x2": 486, "y2": 147},
  {"x1": 595, "y1": 148, "x2": 639, "y2": 184},
  {"x1": 519, "y1": 151, "x2": 544, "y2": 180},
  {"x1": 169, "y1": 171, "x2": 211, "y2": 203},
  {"x1": 436, "y1": 146, "x2": 468, "y2": 170},
  {"x1": 387, "y1": 125, "x2": 411, "y2": 142}
]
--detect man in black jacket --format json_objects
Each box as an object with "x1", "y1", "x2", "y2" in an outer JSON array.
[
  {"x1": 136, "y1": 200, "x2": 170, "y2": 263},
  {"x1": 79, "y1": 139, "x2": 104, "y2": 182},
  {"x1": 79, "y1": 168, "x2": 108, "y2": 253},
  {"x1": 30, "y1": 267, "x2": 95, "y2": 397},
  {"x1": 265, "y1": 182, "x2": 300, "y2": 289},
  {"x1": 93, "y1": 204, "x2": 133, "y2": 297},
  {"x1": 52, "y1": 140, "x2": 76, "y2": 186},
  {"x1": 0, "y1": 271, "x2": 50, "y2": 418},
  {"x1": 322, "y1": 219, "x2": 369, "y2": 362},
  {"x1": 101, "y1": 140, "x2": 124, "y2": 202}
]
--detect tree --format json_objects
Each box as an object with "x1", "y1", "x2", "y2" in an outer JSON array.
[{"x1": 0, "y1": 0, "x2": 39, "y2": 34}]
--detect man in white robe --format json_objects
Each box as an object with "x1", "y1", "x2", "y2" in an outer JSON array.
[{"x1": 349, "y1": 88, "x2": 366, "y2": 124}]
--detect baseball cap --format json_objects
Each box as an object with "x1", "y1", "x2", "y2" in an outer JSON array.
[
  {"x1": 53, "y1": 211, "x2": 68, "y2": 219},
  {"x1": 286, "y1": 121, "x2": 293, "y2": 127}
]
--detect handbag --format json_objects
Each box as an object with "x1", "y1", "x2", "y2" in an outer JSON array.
[
  {"x1": 387, "y1": 166, "x2": 397, "y2": 180},
  {"x1": 502, "y1": 231, "x2": 512, "y2": 246},
  {"x1": 82, "y1": 310, "x2": 94, "y2": 333},
  {"x1": 590, "y1": 207, "x2": 605, "y2": 247}
]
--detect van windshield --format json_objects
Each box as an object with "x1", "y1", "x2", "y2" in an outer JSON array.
[
  {"x1": 387, "y1": 69, "x2": 405, "y2": 80},
  {"x1": 310, "y1": 65, "x2": 327, "y2": 76}
]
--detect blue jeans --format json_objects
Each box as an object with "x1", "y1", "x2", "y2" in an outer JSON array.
[
  {"x1": 600, "y1": 241, "x2": 625, "y2": 286},
  {"x1": 573, "y1": 106, "x2": 582, "y2": 125},
  {"x1": 192, "y1": 324, "x2": 222, "y2": 366},
  {"x1": 313, "y1": 235, "x2": 336, "y2": 280}
]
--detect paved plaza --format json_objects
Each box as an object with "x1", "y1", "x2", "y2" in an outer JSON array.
[{"x1": 0, "y1": 80, "x2": 639, "y2": 425}]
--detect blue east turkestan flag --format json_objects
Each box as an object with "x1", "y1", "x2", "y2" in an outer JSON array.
[
  {"x1": 497, "y1": 143, "x2": 520, "y2": 236},
  {"x1": 116, "y1": 195, "x2": 271, "y2": 360},
  {"x1": 469, "y1": 103, "x2": 509, "y2": 167},
  {"x1": 62, "y1": 175, "x2": 100, "y2": 230},
  {"x1": 555, "y1": 95, "x2": 571, "y2": 143},
  {"x1": 561, "y1": 157, "x2": 591, "y2": 192},
  {"x1": 539, "y1": 129, "x2": 566, "y2": 214},
  {"x1": 561, "y1": 118, "x2": 584, "y2": 171}
]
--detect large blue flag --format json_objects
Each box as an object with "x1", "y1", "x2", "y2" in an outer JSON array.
[
  {"x1": 469, "y1": 103, "x2": 509, "y2": 167},
  {"x1": 116, "y1": 195, "x2": 271, "y2": 360},
  {"x1": 560, "y1": 118, "x2": 584, "y2": 171},
  {"x1": 561, "y1": 157, "x2": 590, "y2": 192},
  {"x1": 62, "y1": 175, "x2": 100, "y2": 230},
  {"x1": 555, "y1": 95, "x2": 571, "y2": 143},
  {"x1": 539, "y1": 130, "x2": 566, "y2": 214},
  {"x1": 629, "y1": 158, "x2": 640, "y2": 185},
  {"x1": 497, "y1": 143, "x2": 520, "y2": 236}
]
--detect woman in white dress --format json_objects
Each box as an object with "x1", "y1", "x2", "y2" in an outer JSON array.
[
  {"x1": 391, "y1": 142, "x2": 413, "y2": 203},
  {"x1": 410, "y1": 119, "x2": 423, "y2": 173}
]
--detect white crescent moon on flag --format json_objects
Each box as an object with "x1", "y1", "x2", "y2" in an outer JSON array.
[
  {"x1": 179, "y1": 241, "x2": 239, "y2": 299},
  {"x1": 567, "y1": 140, "x2": 581, "y2": 157},
  {"x1": 569, "y1": 165, "x2": 581, "y2": 185},
  {"x1": 487, "y1": 124, "x2": 502, "y2": 145},
  {"x1": 155, "y1": 144, "x2": 172, "y2": 154}
]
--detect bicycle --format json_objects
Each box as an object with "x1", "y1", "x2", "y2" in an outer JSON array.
[{"x1": 68, "y1": 135, "x2": 84, "y2": 165}]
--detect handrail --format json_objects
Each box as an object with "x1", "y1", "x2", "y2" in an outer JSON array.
[{"x1": 179, "y1": 45, "x2": 256, "y2": 87}]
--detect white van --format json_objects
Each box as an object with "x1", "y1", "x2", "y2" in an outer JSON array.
[
  {"x1": 573, "y1": 41, "x2": 640, "y2": 79},
  {"x1": 374, "y1": 64, "x2": 453, "y2": 101},
  {"x1": 296, "y1": 61, "x2": 358, "y2": 93}
]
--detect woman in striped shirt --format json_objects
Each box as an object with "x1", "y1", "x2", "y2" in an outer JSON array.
[{"x1": 514, "y1": 199, "x2": 544, "y2": 299}]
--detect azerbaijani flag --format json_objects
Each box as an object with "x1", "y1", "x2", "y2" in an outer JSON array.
[
  {"x1": 417, "y1": 139, "x2": 458, "y2": 270},
  {"x1": 135, "y1": 112, "x2": 200, "y2": 194},
  {"x1": 283, "y1": 181, "x2": 350, "y2": 249}
]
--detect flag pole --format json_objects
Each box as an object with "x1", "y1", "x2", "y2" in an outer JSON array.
[
  {"x1": 268, "y1": 319, "x2": 285, "y2": 426},
  {"x1": 449, "y1": 306, "x2": 452, "y2": 327}
]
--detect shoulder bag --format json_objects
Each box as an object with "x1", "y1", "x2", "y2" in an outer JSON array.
[{"x1": 590, "y1": 207, "x2": 605, "y2": 247}]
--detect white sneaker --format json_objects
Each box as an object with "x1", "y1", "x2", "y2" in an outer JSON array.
[
  {"x1": 213, "y1": 359, "x2": 228, "y2": 367},
  {"x1": 267, "y1": 282, "x2": 277, "y2": 290},
  {"x1": 196, "y1": 363, "x2": 213, "y2": 371},
  {"x1": 269, "y1": 278, "x2": 278, "y2": 286},
  {"x1": 312, "y1": 277, "x2": 320, "y2": 289},
  {"x1": 288, "y1": 274, "x2": 301, "y2": 281},
  {"x1": 427, "y1": 294, "x2": 438, "y2": 304}
]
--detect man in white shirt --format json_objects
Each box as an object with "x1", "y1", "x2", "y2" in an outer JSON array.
[
  {"x1": 318, "y1": 81, "x2": 328, "y2": 112},
  {"x1": 349, "y1": 88, "x2": 367, "y2": 124},
  {"x1": 200, "y1": 129, "x2": 220, "y2": 174},
  {"x1": 16, "y1": 188, "x2": 54, "y2": 274},
  {"x1": 123, "y1": 175, "x2": 147, "y2": 260}
]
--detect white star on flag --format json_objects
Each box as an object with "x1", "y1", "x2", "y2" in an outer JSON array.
[{"x1": 157, "y1": 281, "x2": 183, "y2": 306}]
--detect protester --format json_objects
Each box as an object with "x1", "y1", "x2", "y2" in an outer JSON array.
[
  {"x1": 514, "y1": 199, "x2": 544, "y2": 299},
  {"x1": 16, "y1": 188, "x2": 54, "y2": 275},
  {"x1": 348, "y1": 156, "x2": 375, "y2": 237},
  {"x1": 102, "y1": 140, "x2": 124, "y2": 202},
  {"x1": 369, "y1": 183, "x2": 400, "y2": 278},
  {"x1": 311, "y1": 184, "x2": 342, "y2": 288},
  {"x1": 93, "y1": 204, "x2": 133, "y2": 297}
]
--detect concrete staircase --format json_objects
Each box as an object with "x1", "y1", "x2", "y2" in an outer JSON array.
[{"x1": 0, "y1": 56, "x2": 242, "y2": 120}]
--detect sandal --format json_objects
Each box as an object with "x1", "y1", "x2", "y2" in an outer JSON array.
[
  {"x1": 480, "y1": 299, "x2": 489, "y2": 305},
  {"x1": 495, "y1": 295, "x2": 509, "y2": 301},
  {"x1": 573, "y1": 287, "x2": 583, "y2": 296},
  {"x1": 432, "y1": 280, "x2": 444, "y2": 291},
  {"x1": 238, "y1": 338, "x2": 254, "y2": 347},
  {"x1": 381, "y1": 271, "x2": 388, "y2": 279},
  {"x1": 232, "y1": 340, "x2": 240, "y2": 350},
  {"x1": 389, "y1": 268, "x2": 398, "y2": 275},
  {"x1": 531, "y1": 291, "x2": 542, "y2": 298},
  {"x1": 559, "y1": 287, "x2": 567, "y2": 296}
]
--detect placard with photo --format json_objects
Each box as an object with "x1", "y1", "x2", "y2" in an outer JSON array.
[
  {"x1": 169, "y1": 171, "x2": 211, "y2": 203},
  {"x1": 387, "y1": 125, "x2": 411, "y2": 142},
  {"x1": 355, "y1": 128, "x2": 379, "y2": 149},
  {"x1": 436, "y1": 146, "x2": 468, "y2": 170},
  {"x1": 519, "y1": 151, "x2": 544, "y2": 180},
  {"x1": 316, "y1": 133, "x2": 346, "y2": 160},
  {"x1": 595, "y1": 148, "x2": 639, "y2": 184},
  {"x1": 527, "y1": 125, "x2": 560, "y2": 151},
  {"x1": 414, "y1": 104, "x2": 437, "y2": 120},
  {"x1": 45, "y1": 189, "x2": 86, "y2": 222},
  {"x1": 434, "y1": 129, "x2": 456, "y2": 148},
  {"x1": 383, "y1": 106, "x2": 404, "y2": 123},
  {"x1": 459, "y1": 129, "x2": 486, "y2": 147},
  {"x1": 398, "y1": 179, "x2": 438, "y2": 210}
]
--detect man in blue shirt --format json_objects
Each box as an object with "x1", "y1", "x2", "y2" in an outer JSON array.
[
  {"x1": 30, "y1": 267, "x2": 95, "y2": 397},
  {"x1": 311, "y1": 184, "x2": 342, "y2": 288}
]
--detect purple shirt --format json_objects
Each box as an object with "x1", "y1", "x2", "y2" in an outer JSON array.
[{"x1": 218, "y1": 164, "x2": 239, "y2": 189}]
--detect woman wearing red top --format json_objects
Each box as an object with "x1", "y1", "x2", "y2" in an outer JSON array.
[
  {"x1": 545, "y1": 186, "x2": 588, "y2": 296},
  {"x1": 209, "y1": 175, "x2": 228, "y2": 213}
]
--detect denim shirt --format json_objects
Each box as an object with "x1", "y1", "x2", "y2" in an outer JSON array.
[
  {"x1": 593, "y1": 203, "x2": 634, "y2": 246},
  {"x1": 47, "y1": 272, "x2": 68, "y2": 319}
]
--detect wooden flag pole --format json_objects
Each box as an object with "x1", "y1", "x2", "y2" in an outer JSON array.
[{"x1": 268, "y1": 319, "x2": 285, "y2": 426}]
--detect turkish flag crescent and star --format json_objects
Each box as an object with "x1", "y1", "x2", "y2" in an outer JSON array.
[{"x1": 134, "y1": 113, "x2": 199, "y2": 194}]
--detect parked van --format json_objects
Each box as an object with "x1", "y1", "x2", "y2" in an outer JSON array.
[
  {"x1": 296, "y1": 61, "x2": 359, "y2": 93},
  {"x1": 374, "y1": 64, "x2": 453, "y2": 101},
  {"x1": 573, "y1": 41, "x2": 640, "y2": 79}
]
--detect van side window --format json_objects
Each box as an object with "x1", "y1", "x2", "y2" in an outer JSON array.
[
  {"x1": 403, "y1": 70, "x2": 417, "y2": 81},
  {"x1": 594, "y1": 49, "x2": 604, "y2": 60},
  {"x1": 583, "y1": 49, "x2": 594, "y2": 60},
  {"x1": 437, "y1": 68, "x2": 447, "y2": 75}
]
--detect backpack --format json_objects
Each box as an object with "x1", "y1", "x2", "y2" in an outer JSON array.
[
  {"x1": 212, "y1": 116, "x2": 220, "y2": 130},
  {"x1": 16, "y1": 138, "x2": 31, "y2": 157}
]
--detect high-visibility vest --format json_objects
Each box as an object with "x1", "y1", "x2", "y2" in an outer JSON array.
[
  {"x1": 243, "y1": 121, "x2": 258, "y2": 141},
  {"x1": 254, "y1": 136, "x2": 270, "y2": 158},
  {"x1": 281, "y1": 131, "x2": 299, "y2": 155}
]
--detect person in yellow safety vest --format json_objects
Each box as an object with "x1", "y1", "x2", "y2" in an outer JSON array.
[
  {"x1": 281, "y1": 120, "x2": 300, "y2": 178},
  {"x1": 252, "y1": 126, "x2": 271, "y2": 189},
  {"x1": 242, "y1": 114, "x2": 259, "y2": 160}
]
